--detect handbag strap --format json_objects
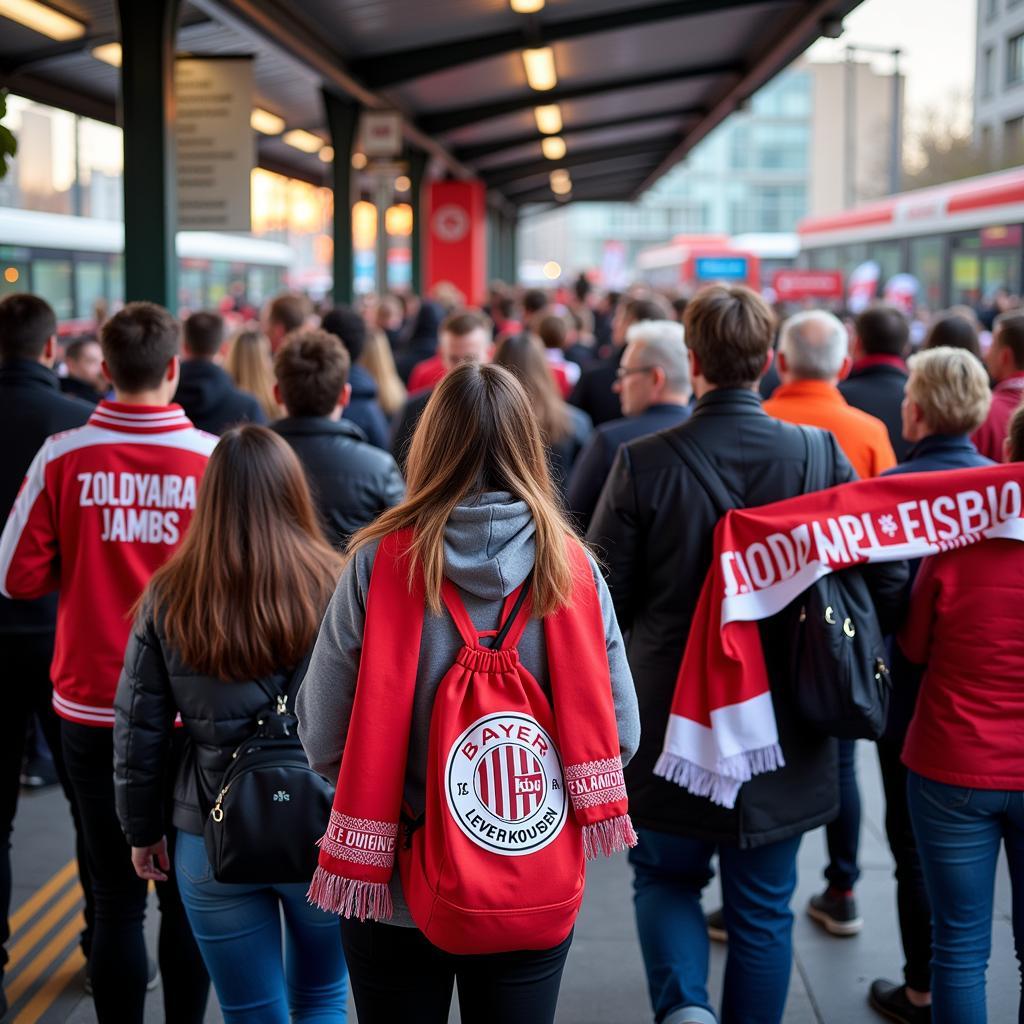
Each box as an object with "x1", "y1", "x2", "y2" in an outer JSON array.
[
  {"x1": 661, "y1": 429, "x2": 743, "y2": 515},
  {"x1": 799, "y1": 425, "x2": 832, "y2": 495},
  {"x1": 253, "y1": 650, "x2": 313, "y2": 713}
]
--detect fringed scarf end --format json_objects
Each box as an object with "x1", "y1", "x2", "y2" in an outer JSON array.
[
  {"x1": 307, "y1": 868, "x2": 393, "y2": 921},
  {"x1": 653, "y1": 743, "x2": 785, "y2": 809},
  {"x1": 582, "y1": 814, "x2": 639, "y2": 860}
]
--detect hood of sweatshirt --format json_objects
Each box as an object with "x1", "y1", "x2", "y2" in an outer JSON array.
[
  {"x1": 175, "y1": 360, "x2": 236, "y2": 420},
  {"x1": 443, "y1": 491, "x2": 535, "y2": 601}
]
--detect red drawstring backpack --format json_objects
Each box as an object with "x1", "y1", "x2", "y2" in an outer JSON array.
[{"x1": 309, "y1": 529, "x2": 636, "y2": 955}]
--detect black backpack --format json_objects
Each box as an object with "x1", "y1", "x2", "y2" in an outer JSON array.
[
  {"x1": 662, "y1": 425, "x2": 890, "y2": 741},
  {"x1": 202, "y1": 654, "x2": 334, "y2": 884}
]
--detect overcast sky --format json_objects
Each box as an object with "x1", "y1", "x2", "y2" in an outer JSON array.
[{"x1": 807, "y1": 0, "x2": 977, "y2": 122}]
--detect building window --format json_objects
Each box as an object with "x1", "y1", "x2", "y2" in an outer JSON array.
[
  {"x1": 983, "y1": 47, "x2": 995, "y2": 97},
  {"x1": 1005, "y1": 115, "x2": 1024, "y2": 162},
  {"x1": 988, "y1": 0, "x2": 999, "y2": 18},
  {"x1": 1008, "y1": 33, "x2": 1024, "y2": 85}
]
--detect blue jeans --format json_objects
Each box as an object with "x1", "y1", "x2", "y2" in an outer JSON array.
[
  {"x1": 629, "y1": 828, "x2": 801, "y2": 1024},
  {"x1": 175, "y1": 832, "x2": 348, "y2": 1024},
  {"x1": 906, "y1": 771, "x2": 1024, "y2": 1024}
]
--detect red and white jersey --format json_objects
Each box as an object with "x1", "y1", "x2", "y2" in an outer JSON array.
[{"x1": 0, "y1": 401, "x2": 217, "y2": 726}]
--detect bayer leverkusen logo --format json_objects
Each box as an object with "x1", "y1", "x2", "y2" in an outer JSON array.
[
  {"x1": 432, "y1": 203, "x2": 470, "y2": 244},
  {"x1": 446, "y1": 713, "x2": 567, "y2": 856}
]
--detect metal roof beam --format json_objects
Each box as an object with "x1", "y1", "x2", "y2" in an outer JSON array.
[
  {"x1": 482, "y1": 138, "x2": 674, "y2": 188},
  {"x1": 351, "y1": 0, "x2": 783, "y2": 88},
  {"x1": 419, "y1": 63, "x2": 741, "y2": 135},
  {"x1": 197, "y1": 0, "x2": 476, "y2": 180},
  {"x1": 505, "y1": 166, "x2": 661, "y2": 202},
  {"x1": 633, "y1": 0, "x2": 855, "y2": 196},
  {"x1": 454, "y1": 106, "x2": 701, "y2": 163}
]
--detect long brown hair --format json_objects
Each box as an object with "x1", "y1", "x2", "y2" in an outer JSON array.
[
  {"x1": 224, "y1": 328, "x2": 280, "y2": 420},
  {"x1": 360, "y1": 327, "x2": 407, "y2": 417},
  {"x1": 347, "y1": 363, "x2": 578, "y2": 616},
  {"x1": 493, "y1": 333, "x2": 572, "y2": 443},
  {"x1": 142, "y1": 426, "x2": 343, "y2": 680}
]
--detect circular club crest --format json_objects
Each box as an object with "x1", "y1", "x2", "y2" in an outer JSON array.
[
  {"x1": 445, "y1": 712, "x2": 567, "y2": 856},
  {"x1": 432, "y1": 203, "x2": 470, "y2": 244}
]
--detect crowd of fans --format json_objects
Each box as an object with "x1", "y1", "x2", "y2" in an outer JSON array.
[{"x1": 0, "y1": 273, "x2": 1021, "y2": 1024}]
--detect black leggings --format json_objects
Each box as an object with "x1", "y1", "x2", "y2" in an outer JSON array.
[
  {"x1": 340, "y1": 918, "x2": 572, "y2": 1024},
  {"x1": 61, "y1": 720, "x2": 209, "y2": 1024}
]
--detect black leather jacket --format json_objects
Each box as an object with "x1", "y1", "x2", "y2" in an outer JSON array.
[
  {"x1": 113, "y1": 610, "x2": 298, "y2": 845},
  {"x1": 588, "y1": 388, "x2": 907, "y2": 847},
  {"x1": 272, "y1": 416, "x2": 405, "y2": 547}
]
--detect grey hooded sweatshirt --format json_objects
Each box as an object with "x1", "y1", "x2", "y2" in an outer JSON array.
[{"x1": 296, "y1": 491, "x2": 639, "y2": 926}]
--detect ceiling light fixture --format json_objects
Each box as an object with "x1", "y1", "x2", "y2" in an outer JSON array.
[
  {"x1": 91, "y1": 42, "x2": 122, "y2": 67},
  {"x1": 282, "y1": 129, "x2": 325, "y2": 154},
  {"x1": 541, "y1": 136, "x2": 566, "y2": 160},
  {"x1": 0, "y1": 0, "x2": 86, "y2": 41},
  {"x1": 395, "y1": 175, "x2": 411, "y2": 192},
  {"x1": 250, "y1": 108, "x2": 285, "y2": 135},
  {"x1": 510, "y1": 0, "x2": 544, "y2": 12},
  {"x1": 318, "y1": 146, "x2": 335, "y2": 163},
  {"x1": 351, "y1": 151, "x2": 368, "y2": 170},
  {"x1": 550, "y1": 169, "x2": 571, "y2": 195},
  {"x1": 534, "y1": 104, "x2": 562, "y2": 135},
  {"x1": 522, "y1": 47, "x2": 557, "y2": 91}
]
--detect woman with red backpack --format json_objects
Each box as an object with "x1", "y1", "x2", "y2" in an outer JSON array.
[{"x1": 297, "y1": 361, "x2": 640, "y2": 1023}]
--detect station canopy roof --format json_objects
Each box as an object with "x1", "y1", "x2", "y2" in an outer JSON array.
[{"x1": 0, "y1": 0, "x2": 861, "y2": 208}]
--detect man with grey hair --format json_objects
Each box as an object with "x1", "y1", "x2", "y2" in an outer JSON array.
[
  {"x1": 761, "y1": 308, "x2": 896, "y2": 944},
  {"x1": 567, "y1": 319, "x2": 691, "y2": 529}
]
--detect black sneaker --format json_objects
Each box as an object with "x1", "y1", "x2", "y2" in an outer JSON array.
[
  {"x1": 806, "y1": 887, "x2": 863, "y2": 936},
  {"x1": 705, "y1": 907, "x2": 727, "y2": 943},
  {"x1": 869, "y1": 979, "x2": 931, "y2": 1023}
]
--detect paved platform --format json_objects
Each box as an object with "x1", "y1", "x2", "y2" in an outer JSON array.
[{"x1": 4, "y1": 745, "x2": 1016, "y2": 1023}]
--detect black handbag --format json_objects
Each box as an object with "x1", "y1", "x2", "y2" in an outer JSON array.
[
  {"x1": 786, "y1": 427, "x2": 892, "y2": 740},
  {"x1": 202, "y1": 653, "x2": 334, "y2": 884},
  {"x1": 662, "y1": 425, "x2": 891, "y2": 741}
]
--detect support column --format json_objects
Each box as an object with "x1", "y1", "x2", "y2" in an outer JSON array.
[
  {"x1": 407, "y1": 148, "x2": 428, "y2": 296},
  {"x1": 117, "y1": 0, "x2": 180, "y2": 308},
  {"x1": 486, "y1": 207, "x2": 500, "y2": 284},
  {"x1": 322, "y1": 90, "x2": 359, "y2": 305},
  {"x1": 508, "y1": 210, "x2": 519, "y2": 286}
]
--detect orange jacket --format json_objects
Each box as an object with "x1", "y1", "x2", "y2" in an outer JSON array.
[{"x1": 762, "y1": 380, "x2": 897, "y2": 479}]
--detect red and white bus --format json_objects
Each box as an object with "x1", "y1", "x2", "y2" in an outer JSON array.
[
  {"x1": 797, "y1": 168, "x2": 1024, "y2": 310},
  {"x1": 635, "y1": 234, "x2": 764, "y2": 293}
]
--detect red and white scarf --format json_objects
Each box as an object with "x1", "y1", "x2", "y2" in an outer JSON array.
[
  {"x1": 656, "y1": 464, "x2": 1024, "y2": 808},
  {"x1": 308, "y1": 529, "x2": 636, "y2": 919}
]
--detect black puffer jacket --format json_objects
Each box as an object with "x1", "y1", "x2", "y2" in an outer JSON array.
[
  {"x1": 272, "y1": 416, "x2": 405, "y2": 548},
  {"x1": 113, "y1": 610, "x2": 299, "y2": 846},
  {"x1": 588, "y1": 388, "x2": 908, "y2": 848}
]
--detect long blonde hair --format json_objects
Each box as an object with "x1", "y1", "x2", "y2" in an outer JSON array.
[
  {"x1": 347, "y1": 363, "x2": 577, "y2": 616},
  {"x1": 224, "y1": 329, "x2": 280, "y2": 420},
  {"x1": 360, "y1": 328, "x2": 407, "y2": 417}
]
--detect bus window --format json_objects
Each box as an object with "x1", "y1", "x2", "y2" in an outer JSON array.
[
  {"x1": 0, "y1": 248, "x2": 30, "y2": 300},
  {"x1": 33, "y1": 258, "x2": 74, "y2": 320},
  {"x1": 75, "y1": 260, "x2": 107, "y2": 320},
  {"x1": 909, "y1": 237, "x2": 944, "y2": 309}
]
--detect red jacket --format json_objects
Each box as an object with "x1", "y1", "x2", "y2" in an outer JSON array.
[
  {"x1": 972, "y1": 372, "x2": 1024, "y2": 462},
  {"x1": 899, "y1": 537, "x2": 1024, "y2": 789},
  {"x1": 0, "y1": 402, "x2": 217, "y2": 726},
  {"x1": 407, "y1": 355, "x2": 447, "y2": 393}
]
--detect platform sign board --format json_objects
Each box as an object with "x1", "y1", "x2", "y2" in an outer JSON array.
[
  {"x1": 175, "y1": 57, "x2": 253, "y2": 232},
  {"x1": 425, "y1": 180, "x2": 486, "y2": 305},
  {"x1": 360, "y1": 111, "x2": 403, "y2": 159},
  {"x1": 772, "y1": 270, "x2": 843, "y2": 302}
]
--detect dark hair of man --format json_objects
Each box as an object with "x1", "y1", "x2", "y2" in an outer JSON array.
[
  {"x1": 274, "y1": 329, "x2": 351, "y2": 417},
  {"x1": 268, "y1": 294, "x2": 306, "y2": 333},
  {"x1": 65, "y1": 337, "x2": 100, "y2": 363},
  {"x1": 537, "y1": 315, "x2": 567, "y2": 350},
  {"x1": 854, "y1": 305, "x2": 909, "y2": 357},
  {"x1": 627, "y1": 296, "x2": 672, "y2": 324},
  {"x1": 100, "y1": 302, "x2": 179, "y2": 392},
  {"x1": 0, "y1": 293, "x2": 57, "y2": 363},
  {"x1": 923, "y1": 312, "x2": 980, "y2": 359},
  {"x1": 320, "y1": 305, "x2": 366, "y2": 362},
  {"x1": 672, "y1": 297, "x2": 689, "y2": 320},
  {"x1": 683, "y1": 284, "x2": 776, "y2": 388},
  {"x1": 183, "y1": 311, "x2": 225, "y2": 359},
  {"x1": 495, "y1": 295, "x2": 516, "y2": 321},
  {"x1": 995, "y1": 309, "x2": 1024, "y2": 370},
  {"x1": 522, "y1": 289, "x2": 548, "y2": 316},
  {"x1": 441, "y1": 310, "x2": 490, "y2": 338},
  {"x1": 573, "y1": 274, "x2": 591, "y2": 302}
]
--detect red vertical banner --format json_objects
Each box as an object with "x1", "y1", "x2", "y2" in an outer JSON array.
[{"x1": 425, "y1": 180, "x2": 487, "y2": 305}]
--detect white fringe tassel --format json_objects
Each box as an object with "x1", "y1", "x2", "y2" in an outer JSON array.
[
  {"x1": 307, "y1": 868, "x2": 394, "y2": 921},
  {"x1": 653, "y1": 744, "x2": 785, "y2": 810},
  {"x1": 581, "y1": 814, "x2": 639, "y2": 860}
]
